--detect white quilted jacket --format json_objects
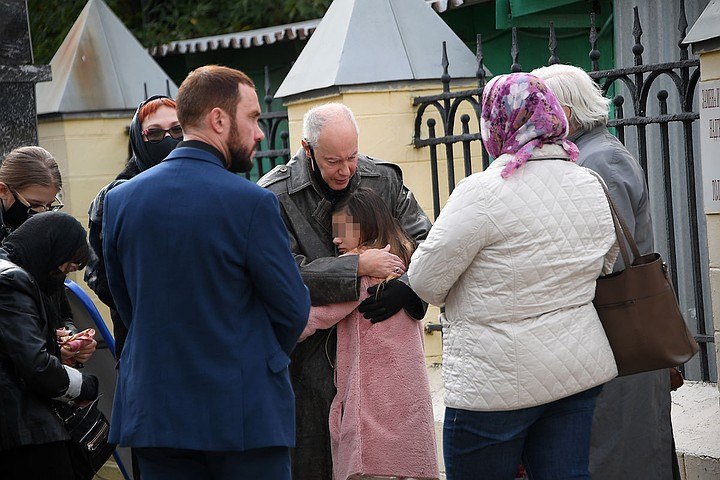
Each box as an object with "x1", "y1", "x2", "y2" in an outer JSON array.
[{"x1": 408, "y1": 145, "x2": 619, "y2": 411}]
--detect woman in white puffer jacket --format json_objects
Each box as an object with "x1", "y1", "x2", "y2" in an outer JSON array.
[{"x1": 408, "y1": 73, "x2": 618, "y2": 480}]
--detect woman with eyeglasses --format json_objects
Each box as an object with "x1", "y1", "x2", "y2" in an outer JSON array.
[
  {"x1": 0, "y1": 146, "x2": 64, "y2": 238},
  {"x1": 0, "y1": 146, "x2": 96, "y2": 370},
  {"x1": 86, "y1": 95, "x2": 182, "y2": 362}
]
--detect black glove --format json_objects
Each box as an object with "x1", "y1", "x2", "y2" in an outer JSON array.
[
  {"x1": 76, "y1": 374, "x2": 99, "y2": 402},
  {"x1": 358, "y1": 279, "x2": 423, "y2": 324}
]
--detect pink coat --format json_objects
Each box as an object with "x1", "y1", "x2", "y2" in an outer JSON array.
[{"x1": 300, "y1": 277, "x2": 439, "y2": 480}]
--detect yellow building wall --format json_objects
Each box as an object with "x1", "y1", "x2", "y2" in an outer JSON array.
[
  {"x1": 285, "y1": 81, "x2": 483, "y2": 363},
  {"x1": 38, "y1": 115, "x2": 132, "y2": 326},
  {"x1": 699, "y1": 49, "x2": 720, "y2": 387}
]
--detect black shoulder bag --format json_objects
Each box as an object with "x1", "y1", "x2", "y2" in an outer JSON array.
[{"x1": 54, "y1": 394, "x2": 116, "y2": 480}]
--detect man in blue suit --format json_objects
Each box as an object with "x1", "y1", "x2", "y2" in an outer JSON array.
[{"x1": 103, "y1": 65, "x2": 310, "y2": 480}]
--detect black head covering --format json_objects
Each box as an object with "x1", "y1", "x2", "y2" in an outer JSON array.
[
  {"x1": 128, "y1": 94, "x2": 175, "y2": 173},
  {"x1": 3, "y1": 212, "x2": 89, "y2": 295}
]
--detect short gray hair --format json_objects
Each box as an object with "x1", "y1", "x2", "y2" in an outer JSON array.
[
  {"x1": 302, "y1": 103, "x2": 360, "y2": 146},
  {"x1": 531, "y1": 64, "x2": 610, "y2": 132}
]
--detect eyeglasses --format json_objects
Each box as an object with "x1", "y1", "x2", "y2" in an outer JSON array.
[
  {"x1": 142, "y1": 125, "x2": 184, "y2": 143},
  {"x1": 11, "y1": 188, "x2": 64, "y2": 214}
]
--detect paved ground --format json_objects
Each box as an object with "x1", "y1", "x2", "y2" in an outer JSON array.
[
  {"x1": 95, "y1": 377, "x2": 719, "y2": 480},
  {"x1": 95, "y1": 461, "x2": 124, "y2": 480},
  {"x1": 672, "y1": 381, "x2": 720, "y2": 480}
]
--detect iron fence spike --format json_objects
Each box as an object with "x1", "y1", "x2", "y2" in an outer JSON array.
[
  {"x1": 476, "y1": 34, "x2": 486, "y2": 88},
  {"x1": 589, "y1": 12, "x2": 600, "y2": 71},
  {"x1": 548, "y1": 22, "x2": 559, "y2": 65},
  {"x1": 264, "y1": 66, "x2": 273, "y2": 112},
  {"x1": 632, "y1": 6, "x2": 644, "y2": 65},
  {"x1": 511, "y1": 27, "x2": 522, "y2": 73},
  {"x1": 441, "y1": 41, "x2": 451, "y2": 93},
  {"x1": 678, "y1": 0, "x2": 689, "y2": 60}
]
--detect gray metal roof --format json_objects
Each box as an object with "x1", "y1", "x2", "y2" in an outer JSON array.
[
  {"x1": 36, "y1": 0, "x2": 178, "y2": 115},
  {"x1": 683, "y1": 0, "x2": 720, "y2": 45},
  {"x1": 148, "y1": 1, "x2": 470, "y2": 57},
  {"x1": 149, "y1": 19, "x2": 320, "y2": 57},
  {"x1": 274, "y1": 0, "x2": 481, "y2": 99}
]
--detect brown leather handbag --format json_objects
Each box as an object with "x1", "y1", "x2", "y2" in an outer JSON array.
[{"x1": 593, "y1": 181, "x2": 699, "y2": 377}]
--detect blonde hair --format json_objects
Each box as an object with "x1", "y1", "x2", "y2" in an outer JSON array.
[
  {"x1": 0, "y1": 146, "x2": 62, "y2": 191},
  {"x1": 531, "y1": 64, "x2": 610, "y2": 132}
]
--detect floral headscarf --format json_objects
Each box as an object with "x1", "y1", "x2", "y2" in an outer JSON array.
[{"x1": 480, "y1": 73, "x2": 579, "y2": 178}]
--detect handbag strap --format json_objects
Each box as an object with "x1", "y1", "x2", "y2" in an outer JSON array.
[{"x1": 586, "y1": 169, "x2": 641, "y2": 266}]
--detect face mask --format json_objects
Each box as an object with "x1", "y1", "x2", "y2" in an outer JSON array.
[
  {"x1": 38, "y1": 268, "x2": 67, "y2": 295},
  {"x1": 145, "y1": 136, "x2": 181, "y2": 165},
  {"x1": 1, "y1": 198, "x2": 31, "y2": 230}
]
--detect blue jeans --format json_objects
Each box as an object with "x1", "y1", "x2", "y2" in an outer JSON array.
[{"x1": 444, "y1": 385, "x2": 603, "y2": 480}]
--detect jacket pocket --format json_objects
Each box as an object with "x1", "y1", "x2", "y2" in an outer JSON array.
[{"x1": 267, "y1": 349, "x2": 291, "y2": 374}]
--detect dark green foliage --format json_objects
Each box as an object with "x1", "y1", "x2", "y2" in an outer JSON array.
[{"x1": 27, "y1": 0, "x2": 332, "y2": 64}]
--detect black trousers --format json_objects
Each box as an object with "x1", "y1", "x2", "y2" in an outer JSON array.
[
  {"x1": 0, "y1": 441, "x2": 75, "y2": 480},
  {"x1": 135, "y1": 446, "x2": 290, "y2": 480}
]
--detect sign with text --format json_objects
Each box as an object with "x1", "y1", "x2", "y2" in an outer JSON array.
[{"x1": 699, "y1": 79, "x2": 720, "y2": 213}]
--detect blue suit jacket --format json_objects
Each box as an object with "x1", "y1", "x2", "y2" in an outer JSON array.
[{"x1": 103, "y1": 146, "x2": 310, "y2": 451}]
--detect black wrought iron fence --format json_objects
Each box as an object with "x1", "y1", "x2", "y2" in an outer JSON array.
[
  {"x1": 245, "y1": 66, "x2": 290, "y2": 181},
  {"x1": 412, "y1": 1, "x2": 715, "y2": 381}
]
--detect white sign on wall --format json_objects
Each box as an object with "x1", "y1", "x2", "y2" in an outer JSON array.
[{"x1": 699, "y1": 79, "x2": 720, "y2": 213}]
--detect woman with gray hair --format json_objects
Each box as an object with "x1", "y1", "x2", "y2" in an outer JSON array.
[{"x1": 532, "y1": 63, "x2": 677, "y2": 480}]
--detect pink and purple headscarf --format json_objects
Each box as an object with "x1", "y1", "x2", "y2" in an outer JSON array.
[{"x1": 480, "y1": 73, "x2": 579, "y2": 178}]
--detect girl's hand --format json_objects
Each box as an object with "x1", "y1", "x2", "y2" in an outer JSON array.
[{"x1": 357, "y1": 244, "x2": 406, "y2": 278}]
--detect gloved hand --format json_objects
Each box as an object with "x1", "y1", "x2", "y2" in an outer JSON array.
[
  {"x1": 358, "y1": 279, "x2": 423, "y2": 323},
  {"x1": 75, "y1": 374, "x2": 99, "y2": 402}
]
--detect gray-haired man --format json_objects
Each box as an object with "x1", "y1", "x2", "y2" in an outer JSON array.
[{"x1": 258, "y1": 103, "x2": 431, "y2": 479}]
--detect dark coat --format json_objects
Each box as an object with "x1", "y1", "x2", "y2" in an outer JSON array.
[
  {"x1": 0, "y1": 249, "x2": 71, "y2": 450},
  {"x1": 573, "y1": 126, "x2": 674, "y2": 479},
  {"x1": 258, "y1": 150, "x2": 431, "y2": 480},
  {"x1": 103, "y1": 145, "x2": 311, "y2": 451}
]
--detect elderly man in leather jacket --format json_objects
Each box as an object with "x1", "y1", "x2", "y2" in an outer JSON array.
[{"x1": 258, "y1": 103, "x2": 431, "y2": 480}]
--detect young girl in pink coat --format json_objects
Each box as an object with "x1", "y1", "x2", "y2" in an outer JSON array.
[{"x1": 300, "y1": 188, "x2": 439, "y2": 480}]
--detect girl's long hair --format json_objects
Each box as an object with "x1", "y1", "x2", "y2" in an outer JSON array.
[{"x1": 334, "y1": 187, "x2": 414, "y2": 266}]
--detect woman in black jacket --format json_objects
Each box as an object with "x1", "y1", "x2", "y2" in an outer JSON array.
[{"x1": 0, "y1": 212, "x2": 99, "y2": 480}]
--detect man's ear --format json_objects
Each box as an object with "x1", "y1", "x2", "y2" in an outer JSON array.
[
  {"x1": 301, "y1": 138, "x2": 311, "y2": 156},
  {"x1": 208, "y1": 107, "x2": 226, "y2": 135}
]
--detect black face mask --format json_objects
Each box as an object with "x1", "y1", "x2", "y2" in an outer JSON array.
[
  {"x1": 40, "y1": 268, "x2": 67, "y2": 295},
  {"x1": 1, "y1": 198, "x2": 31, "y2": 230},
  {"x1": 144, "y1": 136, "x2": 181, "y2": 165}
]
